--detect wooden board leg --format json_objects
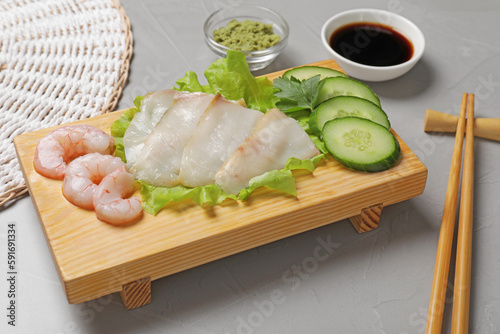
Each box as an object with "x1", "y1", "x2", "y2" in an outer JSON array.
[
  {"x1": 348, "y1": 203, "x2": 383, "y2": 233},
  {"x1": 119, "y1": 277, "x2": 151, "y2": 310}
]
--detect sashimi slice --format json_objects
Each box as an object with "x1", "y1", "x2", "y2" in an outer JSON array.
[
  {"x1": 131, "y1": 92, "x2": 215, "y2": 186},
  {"x1": 215, "y1": 108, "x2": 320, "y2": 195},
  {"x1": 179, "y1": 94, "x2": 263, "y2": 188},
  {"x1": 123, "y1": 89, "x2": 179, "y2": 166}
]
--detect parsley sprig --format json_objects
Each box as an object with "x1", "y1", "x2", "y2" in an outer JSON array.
[{"x1": 272, "y1": 75, "x2": 325, "y2": 113}]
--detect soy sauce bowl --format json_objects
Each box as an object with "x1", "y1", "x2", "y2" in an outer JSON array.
[{"x1": 321, "y1": 9, "x2": 425, "y2": 81}]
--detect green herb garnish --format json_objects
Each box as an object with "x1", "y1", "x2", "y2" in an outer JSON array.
[{"x1": 272, "y1": 75, "x2": 325, "y2": 113}]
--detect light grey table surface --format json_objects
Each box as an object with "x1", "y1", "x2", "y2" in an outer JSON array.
[{"x1": 1, "y1": 0, "x2": 499, "y2": 333}]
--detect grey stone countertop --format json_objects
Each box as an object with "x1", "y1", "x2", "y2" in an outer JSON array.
[{"x1": 1, "y1": 0, "x2": 499, "y2": 333}]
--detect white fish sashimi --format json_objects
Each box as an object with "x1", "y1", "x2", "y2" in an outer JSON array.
[
  {"x1": 131, "y1": 92, "x2": 215, "y2": 186},
  {"x1": 178, "y1": 94, "x2": 264, "y2": 188},
  {"x1": 215, "y1": 108, "x2": 320, "y2": 195},
  {"x1": 123, "y1": 89, "x2": 178, "y2": 166}
]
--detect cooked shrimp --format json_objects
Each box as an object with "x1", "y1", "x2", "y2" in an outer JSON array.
[
  {"x1": 93, "y1": 167, "x2": 143, "y2": 226},
  {"x1": 62, "y1": 153, "x2": 126, "y2": 210},
  {"x1": 34, "y1": 125, "x2": 115, "y2": 180}
]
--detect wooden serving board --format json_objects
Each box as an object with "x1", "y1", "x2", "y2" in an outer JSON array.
[{"x1": 14, "y1": 60, "x2": 427, "y2": 309}]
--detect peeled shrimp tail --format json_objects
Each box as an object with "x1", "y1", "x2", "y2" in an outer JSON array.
[
  {"x1": 34, "y1": 135, "x2": 68, "y2": 180},
  {"x1": 93, "y1": 167, "x2": 143, "y2": 226},
  {"x1": 34, "y1": 125, "x2": 115, "y2": 180},
  {"x1": 62, "y1": 153, "x2": 126, "y2": 210}
]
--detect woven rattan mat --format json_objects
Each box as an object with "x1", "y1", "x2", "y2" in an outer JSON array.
[{"x1": 0, "y1": 0, "x2": 133, "y2": 206}]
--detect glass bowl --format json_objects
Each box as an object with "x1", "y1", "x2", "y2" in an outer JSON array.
[{"x1": 204, "y1": 5, "x2": 289, "y2": 71}]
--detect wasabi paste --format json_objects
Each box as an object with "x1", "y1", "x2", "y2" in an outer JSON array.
[{"x1": 213, "y1": 19, "x2": 281, "y2": 51}]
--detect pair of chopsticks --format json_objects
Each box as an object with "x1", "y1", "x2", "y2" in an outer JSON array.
[{"x1": 426, "y1": 93, "x2": 475, "y2": 333}]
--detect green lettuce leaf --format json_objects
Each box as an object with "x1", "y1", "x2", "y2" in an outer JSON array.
[
  {"x1": 237, "y1": 169, "x2": 296, "y2": 201},
  {"x1": 140, "y1": 182, "x2": 236, "y2": 215},
  {"x1": 237, "y1": 154, "x2": 325, "y2": 201},
  {"x1": 204, "y1": 50, "x2": 277, "y2": 112},
  {"x1": 174, "y1": 50, "x2": 277, "y2": 112},
  {"x1": 174, "y1": 71, "x2": 210, "y2": 93},
  {"x1": 285, "y1": 154, "x2": 325, "y2": 172},
  {"x1": 310, "y1": 135, "x2": 328, "y2": 154}
]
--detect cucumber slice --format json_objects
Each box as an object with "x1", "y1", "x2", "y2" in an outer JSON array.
[
  {"x1": 283, "y1": 66, "x2": 347, "y2": 81},
  {"x1": 322, "y1": 117, "x2": 400, "y2": 172},
  {"x1": 310, "y1": 96, "x2": 390, "y2": 135},
  {"x1": 317, "y1": 77, "x2": 381, "y2": 107}
]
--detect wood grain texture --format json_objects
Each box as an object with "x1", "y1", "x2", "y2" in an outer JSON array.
[
  {"x1": 14, "y1": 59, "x2": 428, "y2": 305},
  {"x1": 425, "y1": 93, "x2": 468, "y2": 334},
  {"x1": 348, "y1": 203, "x2": 383, "y2": 233},
  {"x1": 451, "y1": 94, "x2": 475, "y2": 334},
  {"x1": 424, "y1": 108, "x2": 500, "y2": 142},
  {"x1": 120, "y1": 277, "x2": 152, "y2": 310}
]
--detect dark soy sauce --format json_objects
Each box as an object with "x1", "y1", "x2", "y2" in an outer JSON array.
[{"x1": 329, "y1": 22, "x2": 413, "y2": 67}]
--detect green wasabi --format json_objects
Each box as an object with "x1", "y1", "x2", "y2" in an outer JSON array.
[{"x1": 213, "y1": 19, "x2": 281, "y2": 51}]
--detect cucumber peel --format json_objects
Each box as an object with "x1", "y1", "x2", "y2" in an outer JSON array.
[
  {"x1": 283, "y1": 66, "x2": 347, "y2": 81},
  {"x1": 317, "y1": 77, "x2": 381, "y2": 107},
  {"x1": 310, "y1": 96, "x2": 390, "y2": 136},
  {"x1": 322, "y1": 117, "x2": 401, "y2": 172}
]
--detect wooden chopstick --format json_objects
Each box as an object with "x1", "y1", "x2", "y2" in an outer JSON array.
[
  {"x1": 425, "y1": 93, "x2": 468, "y2": 334},
  {"x1": 451, "y1": 94, "x2": 475, "y2": 333}
]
